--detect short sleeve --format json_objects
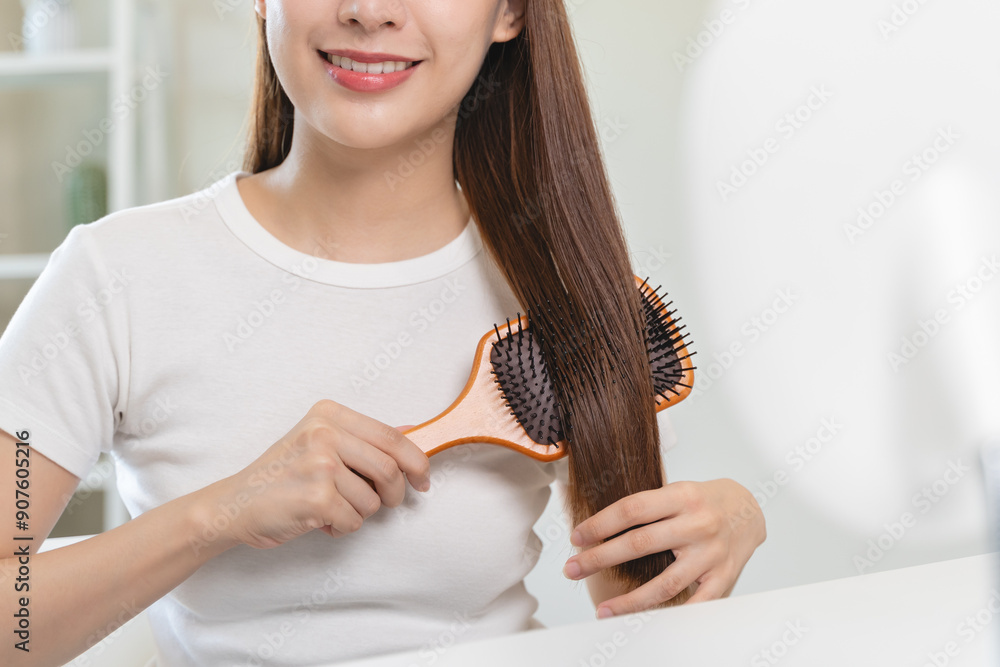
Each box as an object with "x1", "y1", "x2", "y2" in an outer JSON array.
[
  {"x1": 551, "y1": 409, "x2": 680, "y2": 487},
  {"x1": 0, "y1": 223, "x2": 128, "y2": 480}
]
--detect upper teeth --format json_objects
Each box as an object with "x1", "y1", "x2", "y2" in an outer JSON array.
[{"x1": 324, "y1": 53, "x2": 415, "y2": 74}]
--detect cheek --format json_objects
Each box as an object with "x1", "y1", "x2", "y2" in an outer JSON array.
[
  {"x1": 419, "y1": 39, "x2": 494, "y2": 116},
  {"x1": 264, "y1": 18, "x2": 314, "y2": 110},
  {"x1": 419, "y1": 1, "x2": 496, "y2": 70}
]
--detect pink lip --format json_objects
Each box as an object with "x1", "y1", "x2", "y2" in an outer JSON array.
[{"x1": 319, "y1": 51, "x2": 421, "y2": 93}]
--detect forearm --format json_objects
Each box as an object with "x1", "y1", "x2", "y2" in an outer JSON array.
[{"x1": 1, "y1": 481, "x2": 235, "y2": 667}]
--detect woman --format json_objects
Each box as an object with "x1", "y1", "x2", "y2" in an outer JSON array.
[{"x1": 0, "y1": 1, "x2": 765, "y2": 665}]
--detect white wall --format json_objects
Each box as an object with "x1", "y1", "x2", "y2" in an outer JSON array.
[{"x1": 677, "y1": 0, "x2": 998, "y2": 582}]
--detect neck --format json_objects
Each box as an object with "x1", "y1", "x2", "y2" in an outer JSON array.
[{"x1": 238, "y1": 115, "x2": 471, "y2": 264}]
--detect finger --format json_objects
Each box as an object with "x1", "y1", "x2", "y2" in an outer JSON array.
[
  {"x1": 347, "y1": 467, "x2": 377, "y2": 493},
  {"x1": 315, "y1": 401, "x2": 431, "y2": 491},
  {"x1": 565, "y1": 521, "x2": 679, "y2": 581},
  {"x1": 336, "y1": 430, "x2": 407, "y2": 507},
  {"x1": 720, "y1": 576, "x2": 738, "y2": 599},
  {"x1": 316, "y1": 486, "x2": 365, "y2": 536},
  {"x1": 682, "y1": 574, "x2": 730, "y2": 605},
  {"x1": 572, "y1": 487, "x2": 686, "y2": 548},
  {"x1": 595, "y1": 558, "x2": 704, "y2": 618},
  {"x1": 393, "y1": 426, "x2": 422, "y2": 492},
  {"x1": 331, "y1": 463, "x2": 384, "y2": 520},
  {"x1": 318, "y1": 524, "x2": 346, "y2": 538}
]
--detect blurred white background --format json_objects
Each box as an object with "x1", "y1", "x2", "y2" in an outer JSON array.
[
  {"x1": 1, "y1": 0, "x2": 997, "y2": 631},
  {"x1": 530, "y1": 0, "x2": 999, "y2": 625}
]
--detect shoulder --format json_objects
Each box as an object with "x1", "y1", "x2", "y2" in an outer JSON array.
[
  {"x1": 84, "y1": 172, "x2": 239, "y2": 237},
  {"x1": 63, "y1": 172, "x2": 241, "y2": 260}
]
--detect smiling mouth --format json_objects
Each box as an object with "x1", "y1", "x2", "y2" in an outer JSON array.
[{"x1": 318, "y1": 51, "x2": 421, "y2": 74}]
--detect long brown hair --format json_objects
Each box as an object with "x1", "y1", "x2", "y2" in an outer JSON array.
[{"x1": 245, "y1": 5, "x2": 693, "y2": 606}]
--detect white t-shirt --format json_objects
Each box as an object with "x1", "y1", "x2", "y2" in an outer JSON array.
[{"x1": 0, "y1": 172, "x2": 677, "y2": 666}]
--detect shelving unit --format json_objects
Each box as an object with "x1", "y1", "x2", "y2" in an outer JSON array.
[
  {"x1": 0, "y1": 48, "x2": 114, "y2": 77},
  {"x1": 0, "y1": 254, "x2": 50, "y2": 279},
  {"x1": 0, "y1": 0, "x2": 134, "y2": 282},
  {"x1": 1, "y1": 0, "x2": 136, "y2": 531}
]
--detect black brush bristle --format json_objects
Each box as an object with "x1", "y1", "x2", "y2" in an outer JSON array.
[
  {"x1": 488, "y1": 278, "x2": 696, "y2": 446},
  {"x1": 489, "y1": 312, "x2": 566, "y2": 446},
  {"x1": 637, "y1": 278, "x2": 697, "y2": 400}
]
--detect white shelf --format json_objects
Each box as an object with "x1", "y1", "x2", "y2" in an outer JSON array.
[
  {"x1": 0, "y1": 254, "x2": 50, "y2": 280},
  {"x1": 0, "y1": 0, "x2": 135, "y2": 286},
  {"x1": 0, "y1": 49, "x2": 113, "y2": 78}
]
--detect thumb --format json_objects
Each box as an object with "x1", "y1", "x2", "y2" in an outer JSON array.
[{"x1": 394, "y1": 424, "x2": 417, "y2": 432}]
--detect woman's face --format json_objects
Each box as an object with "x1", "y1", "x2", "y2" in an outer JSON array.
[{"x1": 255, "y1": 0, "x2": 525, "y2": 152}]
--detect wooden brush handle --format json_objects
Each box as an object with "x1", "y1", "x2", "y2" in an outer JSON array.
[{"x1": 400, "y1": 314, "x2": 566, "y2": 461}]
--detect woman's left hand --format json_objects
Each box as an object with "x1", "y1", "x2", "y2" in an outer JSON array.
[{"x1": 562, "y1": 478, "x2": 766, "y2": 617}]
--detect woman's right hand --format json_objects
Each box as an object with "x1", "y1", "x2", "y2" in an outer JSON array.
[{"x1": 202, "y1": 399, "x2": 432, "y2": 550}]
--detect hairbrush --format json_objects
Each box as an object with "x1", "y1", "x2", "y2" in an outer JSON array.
[{"x1": 399, "y1": 275, "x2": 695, "y2": 460}]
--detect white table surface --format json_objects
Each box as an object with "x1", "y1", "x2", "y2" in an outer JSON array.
[{"x1": 337, "y1": 552, "x2": 1000, "y2": 667}]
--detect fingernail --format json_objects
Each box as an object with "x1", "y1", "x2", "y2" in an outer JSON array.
[
  {"x1": 570, "y1": 530, "x2": 584, "y2": 546},
  {"x1": 597, "y1": 607, "x2": 614, "y2": 619},
  {"x1": 563, "y1": 560, "x2": 581, "y2": 579},
  {"x1": 419, "y1": 480, "x2": 431, "y2": 492}
]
